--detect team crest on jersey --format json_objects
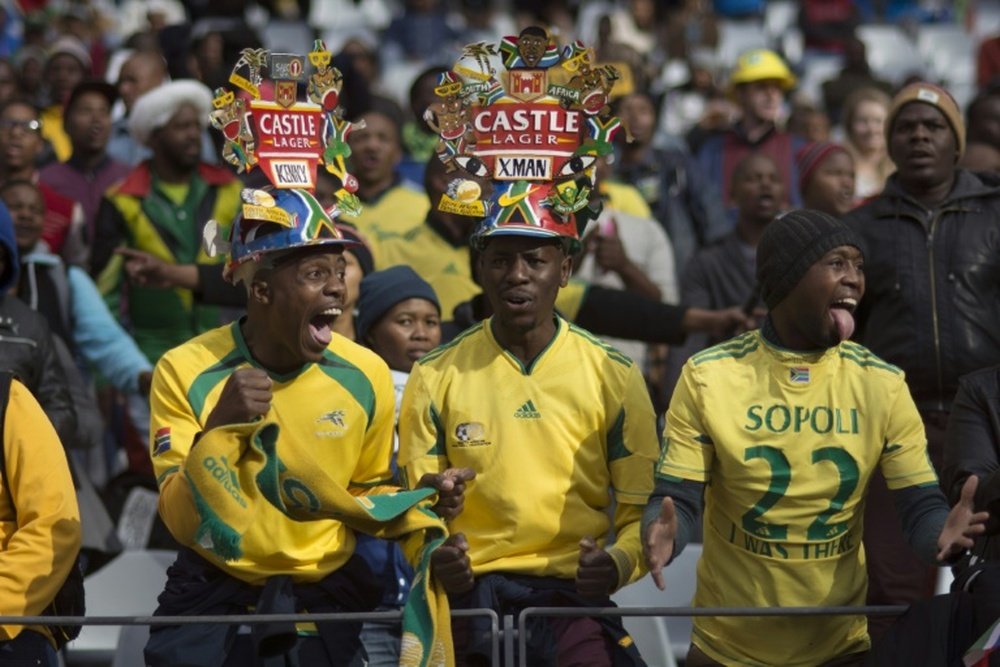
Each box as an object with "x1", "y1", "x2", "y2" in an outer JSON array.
[
  {"x1": 316, "y1": 410, "x2": 347, "y2": 437},
  {"x1": 789, "y1": 367, "x2": 810, "y2": 384},
  {"x1": 454, "y1": 422, "x2": 491, "y2": 447}
]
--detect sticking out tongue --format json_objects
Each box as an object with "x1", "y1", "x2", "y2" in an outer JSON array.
[
  {"x1": 830, "y1": 308, "x2": 855, "y2": 342},
  {"x1": 309, "y1": 319, "x2": 333, "y2": 347}
]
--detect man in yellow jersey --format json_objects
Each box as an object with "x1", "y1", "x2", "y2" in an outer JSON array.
[
  {"x1": 643, "y1": 209, "x2": 989, "y2": 667},
  {"x1": 399, "y1": 185, "x2": 658, "y2": 666},
  {"x1": 145, "y1": 187, "x2": 469, "y2": 666}
]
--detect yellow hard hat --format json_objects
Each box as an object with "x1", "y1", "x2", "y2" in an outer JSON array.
[{"x1": 728, "y1": 49, "x2": 796, "y2": 91}]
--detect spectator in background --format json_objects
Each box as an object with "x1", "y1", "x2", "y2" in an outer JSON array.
[
  {"x1": 665, "y1": 153, "x2": 782, "y2": 395},
  {"x1": 0, "y1": 201, "x2": 76, "y2": 448},
  {"x1": 965, "y1": 88, "x2": 1000, "y2": 151},
  {"x1": 0, "y1": 60, "x2": 20, "y2": 107},
  {"x1": 3, "y1": 179, "x2": 152, "y2": 400},
  {"x1": 798, "y1": 0, "x2": 859, "y2": 56},
  {"x1": 615, "y1": 91, "x2": 730, "y2": 270},
  {"x1": 90, "y1": 80, "x2": 243, "y2": 367},
  {"x1": 798, "y1": 141, "x2": 856, "y2": 217},
  {"x1": 39, "y1": 36, "x2": 91, "y2": 163},
  {"x1": 787, "y1": 100, "x2": 831, "y2": 143},
  {"x1": 332, "y1": 226, "x2": 375, "y2": 343},
  {"x1": 354, "y1": 265, "x2": 441, "y2": 665},
  {"x1": 0, "y1": 99, "x2": 87, "y2": 267},
  {"x1": 380, "y1": 0, "x2": 459, "y2": 66},
  {"x1": 656, "y1": 57, "x2": 722, "y2": 141},
  {"x1": 399, "y1": 66, "x2": 447, "y2": 187},
  {"x1": 944, "y1": 367, "x2": 1000, "y2": 567},
  {"x1": 0, "y1": 376, "x2": 81, "y2": 666},
  {"x1": 39, "y1": 81, "x2": 131, "y2": 244},
  {"x1": 842, "y1": 87, "x2": 893, "y2": 200},
  {"x1": 821, "y1": 37, "x2": 893, "y2": 126},
  {"x1": 845, "y1": 82, "x2": 1000, "y2": 637},
  {"x1": 575, "y1": 155, "x2": 679, "y2": 391},
  {"x1": 960, "y1": 141, "x2": 1000, "y2": 172},
  {"x1": 340, "y1": 108, "x2": 430, "y2": 268},
  {"x1": 977, "y1": 34, "x2": 1000, "y2": 89},
  {"x1": 696, "y1": 49, "x2": 802, "y2": 211},
  {"x1": 107, "y1": 50, "x2": 168, "y2": 166}
]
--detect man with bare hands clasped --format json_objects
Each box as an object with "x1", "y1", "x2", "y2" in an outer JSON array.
[{"x1": 642, "y1": 210, "x2": 989, "y2": 667}]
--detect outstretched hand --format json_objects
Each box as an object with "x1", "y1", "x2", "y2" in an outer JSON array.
[
  {"x1": 576, "y1": 537, "x2": 618, "y2": 599},
  {"x1": 431, "y1": 532, "x2": 475, "y2": 594},
  {"x1": 938, "y1": 475, "x2": 990, "y2": 562},
  {"x1": 644, "y1": 497, "x2": 678, "y2": 591},
  {"x1": 417, "y1": 467, "x2": 476, "y2": 520}
]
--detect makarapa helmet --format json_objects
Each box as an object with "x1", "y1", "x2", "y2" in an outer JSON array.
[
  {"x1": 205, "y1": 187, "x2": 357, "y2": 284},
  {"x1": 470, "y1": 180, "x2": 584, "y2": 251},
  {"x1": 728, "y1": 49, "x2": 796, "y2": 92}
]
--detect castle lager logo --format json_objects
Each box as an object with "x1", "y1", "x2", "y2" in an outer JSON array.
[{"x1": 249, "y1": 101, "x2": 324, "y2": 188}]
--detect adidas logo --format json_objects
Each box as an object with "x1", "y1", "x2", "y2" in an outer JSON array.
[{"x1": 514, "y1": 400, "x2": 541, "y2": 419}]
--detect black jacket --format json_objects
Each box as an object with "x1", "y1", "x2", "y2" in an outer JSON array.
[
  {"x1": 944, "y1": 366, "x2": 1000, "y2": 564},
  {"x1": 0, "y1": 295, "x2": 76, "y2": 446},
  {"x1": 845, "y1": 170, "x2": 1000, "y2": 411}
]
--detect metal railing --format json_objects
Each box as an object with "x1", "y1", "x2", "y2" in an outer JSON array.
[{"x1": 0, "y1": 604, "x2": 910, "y2": 667}]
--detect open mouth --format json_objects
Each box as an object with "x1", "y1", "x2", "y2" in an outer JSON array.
[
  {"x1": 828, "y1": 298, "x2": 857, "y2": 341},
  {"x1": 307, "y1": 306, "x2": 342, "y2": 348},
  {"x1": 502, "y1": 292, "x2": 532, "y2": 310}
]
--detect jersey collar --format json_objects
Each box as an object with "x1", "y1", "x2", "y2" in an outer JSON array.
[{"x1": 486, "y1": 314, "x2": 565, "y2": 375}]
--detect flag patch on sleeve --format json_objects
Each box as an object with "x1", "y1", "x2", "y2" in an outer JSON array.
[
  {"x1": 790, "y1": 367, "x2": 810, "y2": 384},
  {"x1": 153, "y1": 427, "x2": 171, "y2": 456}
]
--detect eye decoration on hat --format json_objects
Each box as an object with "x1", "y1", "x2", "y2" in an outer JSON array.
[
  {"x1": 203, "y1": 44, "x2": 364, "y2": 283},
  {"x1": 427, "y1": 29, "x2": 628, "y2": 250}
]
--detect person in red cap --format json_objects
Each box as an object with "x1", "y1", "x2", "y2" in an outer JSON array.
[
  {"x1": 796, "y1": 141, "x2": 856, "y2": 217},
  {"x1": 845, "y1": 81, "x2": 1000, "y2": 636}
]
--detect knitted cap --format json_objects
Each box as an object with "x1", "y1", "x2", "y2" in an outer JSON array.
[
  {"x1": 356, "y1": 266, "x2": 441, "y2": 341},
  {"x1": 886, "y1": 81, "x2": 965, "y2": 156},
  {"x1": 796, "y1": 141, "x2": 849, "y2": 193},
  {"x1": 756, "y1": 209, "x2": 864, "y2": 309}
]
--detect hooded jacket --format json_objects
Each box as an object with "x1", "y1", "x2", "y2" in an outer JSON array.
[
  {"x1": 845, "y1": 169, "x2": 1000, "y2": 411},
  {"x1": 0, "y1": 204, "x2": 76, "y2": 446}
]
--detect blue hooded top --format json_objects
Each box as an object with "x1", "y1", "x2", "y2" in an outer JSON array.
[{"x1": 0, "y1": 201, "x2": 19, "y2": 292}]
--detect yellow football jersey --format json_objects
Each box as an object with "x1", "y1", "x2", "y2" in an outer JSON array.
[
  {"x1": 339, "y1": 181, "x2": 431, "y2": 269},
  {"x1": 660, "y1": 331, "x2": 937, "y2": 667},
  {"x1": 399, "y1": 317, "x2": 659, "y2": 587},
  {"x1": 150, "y1": 321, "x2": 396, "y2": 584}
]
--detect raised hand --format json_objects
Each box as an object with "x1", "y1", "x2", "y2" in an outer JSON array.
[
  {"x1": 417, "y1": 467, "x2": 476, "y2": 520},
  {"x1": 203, "y1": 368, "x2": 273, "y2": 432},
  {"x1": 938, "y1": 475, "x2": 990, "y2": 562},
  {"x1": 576, "y1": 536, "x2": 618, "y2": 599},
  {"x1": 431, "y1": 532, "x2": 475, "y2": 594},
  {"x1": 644, "y1": 497, "x2": 678, "y2": 591}
]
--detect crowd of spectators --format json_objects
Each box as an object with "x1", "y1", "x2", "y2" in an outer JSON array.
[{"x1": 2, "y1": 0, "x2": 1000, "y2": 663}]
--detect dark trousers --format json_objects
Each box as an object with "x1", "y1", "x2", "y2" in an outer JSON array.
[
  {"x1": 864, "y1": 410, "x2": 948, "y2": 641},
  {"x1": 0, "y1": 631, "x2": 58, "y2": 667}
]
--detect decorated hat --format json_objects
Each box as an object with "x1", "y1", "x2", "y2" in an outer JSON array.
[
  {"x1": 426, "y1": 29, "x2": 621, "y2": 251},
  {"x1": 204, "y1": 45, "x2": 365, "y2": 283}
]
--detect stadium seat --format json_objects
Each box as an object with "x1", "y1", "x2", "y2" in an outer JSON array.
[
  {"x1": 717, "y1": 20, "x2": 772, "y2": 68},
  {"x1": 857, "y1": 24, "x2": 926, "y2": 83},
  {"x1": 612, "y1": 543, "x2": 702, "y2": 664},
  {"x1": 765, "y1": 0, "x2": 798, "y2": 39},
  {"x1": 64, "y1": 550, "x2": 176, "y2": 667}
]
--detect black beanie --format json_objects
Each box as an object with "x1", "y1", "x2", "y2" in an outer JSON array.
[{"x1": 756, "y1": 210, "x2": 865, "y2": 309}]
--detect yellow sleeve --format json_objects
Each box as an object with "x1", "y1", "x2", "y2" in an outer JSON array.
[
  {"x1": 555, "y1": 278, "x2": 589, "y2": 322},
  {"x1": 658, "y1": 361, "x2": 713, "y2": 483},
  {"x1": 880, "y1": 378, "x2": 939, "y2": 490},
  {"x1": 606, "y1": 363, "x2": 660, "y2": 587},
  {"x1": 348, "y1": 359, "x2": 397, "y2": 496},
  {"x1": 149, "y1": 354, "x2": 210, "y2": 546},
  {"x1": 0, "y1": 381, "x2": 81, "y2": 638},
  {"x1": 397, "y1": 364, "x2": 450, "y2": 564}
]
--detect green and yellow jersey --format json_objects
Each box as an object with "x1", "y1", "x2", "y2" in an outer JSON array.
[
  {"x1": 149, "y1": 321, "x2": 396, "y2": 584},
  {"x1": 661, "y1": 331, "x2": 937, "y2": 666},
  {"x1": 339, "y1": 181, "x2": 431, "y2": 269},
  {"x1": 398, "y1": 316, "x2": 659, "y2": 587}
]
